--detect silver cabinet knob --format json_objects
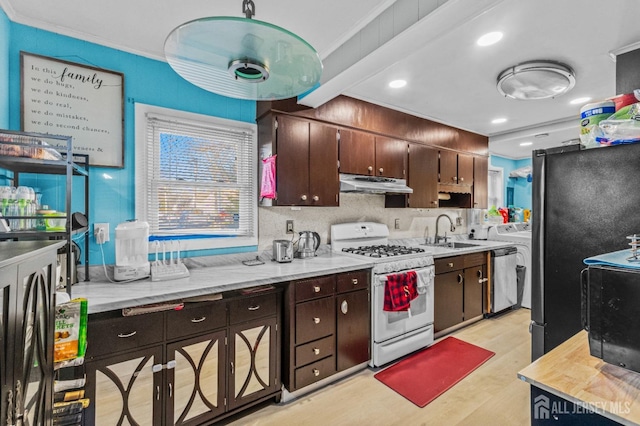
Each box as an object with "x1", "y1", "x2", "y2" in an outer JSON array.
[
  {"x1": 460, "y1": 177, "x2": 464, "y2": 182},
  {"x1": 367, "y1": 165, "x2": 373, "y2": 172},
  {"x1": 313, "y1": 317, "x2": 321, "y2": 324},
  {"x1": 301, "y1": 194, "x2": 307, "y2": 201},
  {"x1": 313, "y1": 285, "x2": 321, "y2": 293},
  {"x1": 313, "y1": 195, "x2": 319, "y2": 201},
  {"x1": 313, "y1": 368, "x2": 320, "y2": 377},
  {"x1": 313, "y1": 348, "x2": 320, "y2": 355},
  {"x1": 379, "y1": 167, "x2": 384, "y2": 174},
  {"x1": 452, "y1": 176, "x2": 458, "y2": 181},
  {"x1": 351, "y1": 278, "x2": 358, "y2": 285}
]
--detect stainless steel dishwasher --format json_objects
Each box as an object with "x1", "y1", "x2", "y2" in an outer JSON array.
[{"x1": 491, "y1": 246, "x2": 518, "y2": 313}]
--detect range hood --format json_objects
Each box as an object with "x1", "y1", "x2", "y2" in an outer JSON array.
[{"x1": 339, "y1": 174, "x2": 413, "y2": 194}]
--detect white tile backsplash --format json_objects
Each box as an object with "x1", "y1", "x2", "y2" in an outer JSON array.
[{"x1": 258, "y1": 193, "x2": 467, "y2": 249}]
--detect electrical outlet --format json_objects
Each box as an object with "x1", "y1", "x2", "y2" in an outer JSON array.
[
  {"x1": 286, "y1": 220, "x2": 294, "y2": 234},
  {"x1": 94, "y1": 223, "x2": 109, "y2": 244},
  {"x1": 394, "y1": 218, "x2": 400, "y2": 229},
  {"x1": 456, "y1": 216, "x2": 463, "y2": 226}
]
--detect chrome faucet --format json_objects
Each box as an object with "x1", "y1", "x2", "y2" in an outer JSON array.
[{"x1": 435, "y1": 214, "x2": 456, "y2": 244}]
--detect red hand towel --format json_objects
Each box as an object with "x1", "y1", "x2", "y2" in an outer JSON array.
[{"x1": 384, "y1": 271, "x2": 418, "y2": 312}]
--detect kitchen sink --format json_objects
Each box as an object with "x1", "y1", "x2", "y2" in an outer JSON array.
[{"x1": 422, "y1": 241, "x2": 481, "y2": 249}]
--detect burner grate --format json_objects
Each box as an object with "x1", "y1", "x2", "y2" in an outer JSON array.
[{"x1": 342, "y1": 244, "x2": 426, "y2": 258}]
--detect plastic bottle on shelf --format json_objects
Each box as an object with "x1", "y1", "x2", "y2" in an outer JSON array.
[
  {"x1": 0, "y1": 186, "x2": 11, "y2": 216},
  {"x1": 16, "y1": 186, "x2": 31, "y2": 230}
]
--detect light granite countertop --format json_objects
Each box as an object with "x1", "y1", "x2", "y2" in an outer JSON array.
[
  {"x1": 71, "y1": 249, "x2": 375, "y2": 314},
  {"x1": 71, "y1": 238, "x2": 515, "y2": 314}
]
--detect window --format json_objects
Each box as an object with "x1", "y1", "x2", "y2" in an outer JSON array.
[
  {"x1": 135, "y1": 104, "x2": 257, "y2": 251},
  {"x1": 487, "y1": 166, "x2": 504, "y2": 208}
]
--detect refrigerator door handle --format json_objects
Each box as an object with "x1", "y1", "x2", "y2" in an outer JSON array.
[{"x1": 580, "y1": 267, "x2": 589, "y2": 332}]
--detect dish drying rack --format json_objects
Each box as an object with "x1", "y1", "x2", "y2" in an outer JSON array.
[
  {"x1": 151, "y1": 240, "x2": 190, "y2": 281},
  {"x1": 627, "y1": 234, "x2": 640, "y2": 262}
]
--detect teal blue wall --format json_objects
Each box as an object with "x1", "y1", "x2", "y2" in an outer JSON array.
[
  {"x1": 0, "y1": 9, "x2": 9, "y2": 128},
  {"x1": 489, "y1": 155, "x2": 532, "y2": 211},
  {"x1": 4, "y1": 18, "x2": 257, "y2": 265}
]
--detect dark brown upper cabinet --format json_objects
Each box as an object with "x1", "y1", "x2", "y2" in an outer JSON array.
[
  {"x1": 439, "y1": 151, "x2": 473, "y2": 186},
  {"x1": 473, "y1": 156, "x2": 489, "y2": 209},
  {"x1": 337, "y1": 129, "x2": 375, "y2": 176},
  {"x1": 407, "y1": 143, "x2": 439, "y2": 208},
  {"x1": 274, "y1": 115, "x2": 339, "y2": 206},
  {"x1": 339, "y1": 130, "x2": 406, "y2": 179}
]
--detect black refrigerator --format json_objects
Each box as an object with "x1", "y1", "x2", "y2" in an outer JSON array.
[{"x1": 531, "y1": 142, "x2": 640, "y2": 361}]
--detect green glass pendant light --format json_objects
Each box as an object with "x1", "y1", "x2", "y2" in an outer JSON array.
[{"x1": 164, "y1": 0, "x2": 323, "y2": 100}]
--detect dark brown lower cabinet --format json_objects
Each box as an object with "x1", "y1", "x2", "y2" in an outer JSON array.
[
  {"x1": 464, "y1": 263, "x2": 486, "y2": 320},
  {"x1": 336, "y1": 289, "x2": 370, "y2": 371},
  {"x1": 84, "y1": 288, "x2": 281, "y2": 425},
  {"x1": 167, "y1": 330, "x2": 226, "y2": 425},
  {"x1": 434, "y1": 252, "x2": 488, "y2": 334},
  {"x1": 85, "y1": 346, "x2": 164, "y2": 425},
  {"x1": 283, "y1": 269, "x2": 371, "y2": 392},
  {"x1": 434, "y1": 271, "x2": 464, "y2": 332},
  {"x1": 0, "y1": 241, "x2": 61, "y2": 426}
]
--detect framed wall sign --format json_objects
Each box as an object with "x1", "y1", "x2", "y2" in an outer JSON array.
[{"x1": 20, "y1": 52, "x2": 125, "y2": 168}]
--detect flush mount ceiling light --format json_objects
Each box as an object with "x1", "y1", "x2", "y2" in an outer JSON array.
[
  {"x1": 389, "y1": 79, "x2": 407, "y2": 88},
  {"x1": 496, "y1": 60, "x2": 575, "y2": 100},
  {"x1": 164, "y1": 0, "x2": 323, "y2": 100},
  {"x1": 477, "y1": 31, "x2": 503, "y2": 47}
]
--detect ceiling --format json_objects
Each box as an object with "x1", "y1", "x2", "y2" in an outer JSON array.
[{"x1": 3, "y1": 0, "x2": 640, "y2": 159}]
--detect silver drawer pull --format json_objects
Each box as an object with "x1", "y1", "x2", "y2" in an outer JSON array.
[
  {"x1": 191, "y1": 316, "x2": 206, "y2": 323},
  {"x1": 313, "y1": 368, "x2": 320, "y2": 377},
  {"x1": 313, "y1": 285, "x2": 321, "y2": 293},
  {"x1": 313, "y1": 348, "x2": 320, "y2": 355},
  {"x1": 313, "y1": 317, "x2": 321, "y2": 324},
  {"x1": 117, "y1": 331, "x2": 137, "y2": 338},
  {"x1": 351, "y1": 278, "x2": 358, "y2": 285},
  {"x1": 248, "y1": 305, "x2": 260, "y2": 311},
  {"x1": 448, "y1": 262, "x2": 454, "y2": 268}
]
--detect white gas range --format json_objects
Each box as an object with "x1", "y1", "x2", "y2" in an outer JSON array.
[{"x1": 331, "y1": 222, "x2": 435, "y2": 367}]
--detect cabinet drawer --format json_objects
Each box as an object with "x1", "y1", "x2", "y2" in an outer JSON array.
[
  {"x1": 295, "y1": 335, "x2": 335, "y2": 367},
  {"x1": 294, "y1": 356, "x2": 336, "y2": 389},
  {"x1": 435, "y1": 256, "x2": 463, "y2": 274},
  {"x1": 86, "y1": 312, "x2": 164, "y2": 358},
  {"x1": 463, "y1": 252, "x2": 487, "y2": 268},
  {"x1": 229, "y1": 292, "x2": 277, "y2": 325},
  {"x1": 336, "y1": 270, "x2": 369, "y2": 293},
  {"x1": 295, "y1": 276, "x2": 335, "y2": 302},
  {"x1": 295, "y1": 297, "x2": 335, "y2": 345},
  {"x1": 166, "y1": 302, "x2": 226, "y2": 340}
]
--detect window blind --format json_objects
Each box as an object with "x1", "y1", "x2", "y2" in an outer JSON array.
[{"x1": 144, "y1": 113, "x2": 256, "y2": 237}]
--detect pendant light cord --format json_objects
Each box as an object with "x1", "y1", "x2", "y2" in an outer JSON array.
[{"x1": 242, "y1": 0, "x2": 255, "y2": 19}]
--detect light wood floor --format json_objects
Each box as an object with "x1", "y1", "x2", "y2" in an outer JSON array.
[{"x1": 227, "y1": 309, "x2": 532, "y2": 425}]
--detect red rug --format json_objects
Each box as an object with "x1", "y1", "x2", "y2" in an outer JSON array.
[{"x1": 374, "y1": 336, "x2": 495, "y2": 407}]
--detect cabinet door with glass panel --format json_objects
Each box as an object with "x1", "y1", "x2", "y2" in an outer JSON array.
[
  {"x1": 85, "y1": 346, "x2": 164, "y2": 426},
  {"x1": 166, "y1": 331, "x2": 226, "y2": 426},
  {"x1": 228, "y1": 317, "x2": 278, "y2": 410}
]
